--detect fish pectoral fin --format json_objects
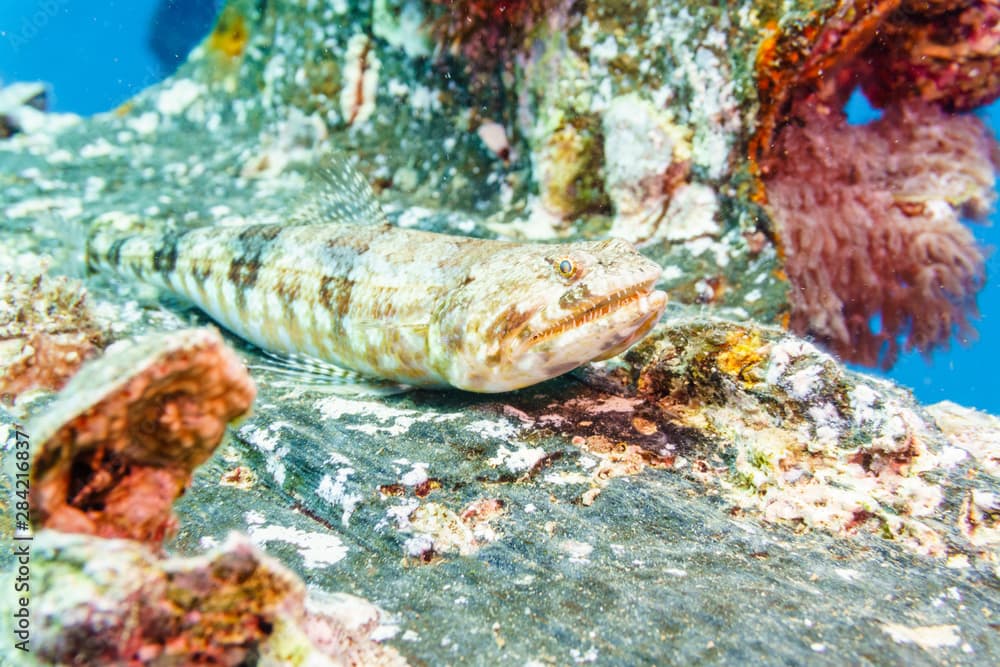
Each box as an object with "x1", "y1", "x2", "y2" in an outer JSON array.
[
  {"x1": 289, "y1": 153, "x2": 390, "y2": 228},
  {"x1": 247, "y1": 348, "x2": 411, "y2": 397}
]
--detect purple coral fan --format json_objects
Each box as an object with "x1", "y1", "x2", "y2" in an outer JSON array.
[{"x1": 764, "y1": 102, "x2": 998, "y2": 368}]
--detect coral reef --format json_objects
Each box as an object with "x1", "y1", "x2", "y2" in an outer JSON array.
[
  {"x1": 29, "y1": 328, "x2": 255, "y2": 543},
  {"x1": 0, "y1": 81, "x2": 46, "y2": 138},
  {"x1": 763, "y1": 102, "x2": 996, "y2": 367},
  {"x1": 22, "y1": 531, "x2": 405, "y2": 666},
  {"x1": 2, "y1": 0, "x2": 1000, "y2": 663},
  {"x1": 0, "y1": 268, "x2": 107, "y2": 401},
  {"x1": 750, "y1": 0, "x2": 904, "y2": 166},
  {"x1": 428, "y1": 0, "x2": 555, "y2": 72},
  {"x1": 580, "y1": 317, "x2": 992, "y2": 559},
  {"x1": 750, "y1": 0, "x2": 999, "y2": 367}
]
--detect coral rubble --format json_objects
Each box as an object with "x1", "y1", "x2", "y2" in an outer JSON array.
[
  {"x1": 0, "y1": 268, "x2": 107, "y2": 401},
  {"x1": 29, "y1": 328, "x2": 255, "y2": 543},
  {"x1": 0, "y1": 318, "x2": 404, "y2": 664},
  {"x1": 24, "y1": 531, "x2": 405, "y2": 666}
]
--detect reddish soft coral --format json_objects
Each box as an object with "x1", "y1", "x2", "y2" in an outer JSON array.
[
  {"x1": 750, "y1": 1, "x2": 903, "y2": 169},
  {"x1": 860, "y1": 0, "x2": 1000, "y2": 111},
  {"x1": 428, "y1": 0, "x2": 555, "y2": 68},
  {"x1": 763, "y1": 102, "x2": 997, "y2": 367}
]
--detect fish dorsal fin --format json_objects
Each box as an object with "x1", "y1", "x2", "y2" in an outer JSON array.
[{"x1": 290, "y1": 154, "x2": 389, "y2": 227}]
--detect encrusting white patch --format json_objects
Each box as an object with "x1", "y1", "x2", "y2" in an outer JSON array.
[
  {"x1": 880, "y1": 623, "x2": 961, "y2": 651},
  {"x1": 244, "y1": 511, "x2": 348, "y2": 568},
  {"x1": 315, "y1": 395, "x2": 461, "y2": 436},
  {"x1": 317, "y1": 467, "x2": 363, "y2": 527},
  {"x1": 156, "y1": 79, "x2": 203, "y2": 116},
  {"x1": 464, "y1": 418, "x2": 521, "y2": 440},
  {"x1": 488, "y1": 445, "x2": 546, "y2": 472}
]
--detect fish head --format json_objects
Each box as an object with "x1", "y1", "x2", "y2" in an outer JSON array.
[{"x1": 433, "y1": 238, "x2": 667, "y2": 392}]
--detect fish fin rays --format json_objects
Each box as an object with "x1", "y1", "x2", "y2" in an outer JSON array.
[
  {"x1": 247, "y1": 347, "x2": 412, "y2": 397},
  {"x1": 290, "y1": 154, "x2": 389, "y2": 228}
]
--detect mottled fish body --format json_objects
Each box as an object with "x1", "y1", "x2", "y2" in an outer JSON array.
[{"x1": 88, "y1": 165, "x2": 666, "y2": 392}]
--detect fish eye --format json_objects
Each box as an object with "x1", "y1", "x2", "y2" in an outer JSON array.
[{"x1": 557, "y1": 258, "x2": 575, "y2": 278}]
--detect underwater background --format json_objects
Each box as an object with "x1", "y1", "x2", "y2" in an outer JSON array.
[
  {"x1": 2, "y1": 0, "x2": 999, "y2": 413},
  {"x1": 4, "y1": 2, "x2": 1000, "y2": 663}
]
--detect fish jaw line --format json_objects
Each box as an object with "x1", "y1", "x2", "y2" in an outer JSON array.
[
  {"x1": 497, "y1": 281, "x2": 665, "y2": 386},
  {"x1": 513, "y1": 278, "x2": 664, "y2": 354},
  {"x1": 591, "y1": 288, "x2": 666, "y2": 360},
  {"x1": 442, "y1": 280, "x2": 665, "y2": 393}
]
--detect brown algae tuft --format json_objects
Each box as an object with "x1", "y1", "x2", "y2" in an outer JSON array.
[
  {"x1": 0, "y1": 268, "x2": 107, "y2": 402},
  {"x1": 207, "y1": 4, "x2": 251, "y2": 60}
]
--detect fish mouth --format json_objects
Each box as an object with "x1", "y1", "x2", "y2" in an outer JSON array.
[
  {"x1": 591, "y1": 300, "x2": 663, "y2": 360},
  {"x1": 520, "y1": 280, "x2": 661, "y2": 348}
]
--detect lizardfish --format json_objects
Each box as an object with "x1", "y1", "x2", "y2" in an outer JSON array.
[{"x1": 87, "y1": 163, "x2": 666, "y2": 392}]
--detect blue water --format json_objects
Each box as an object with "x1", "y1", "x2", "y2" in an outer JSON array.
[
  {"x1": 0, "y1": 2, "x2": 170, "y2": 113},
  {"x1": 2, "y1": 1, "x2": 999, "y2": 413}
]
